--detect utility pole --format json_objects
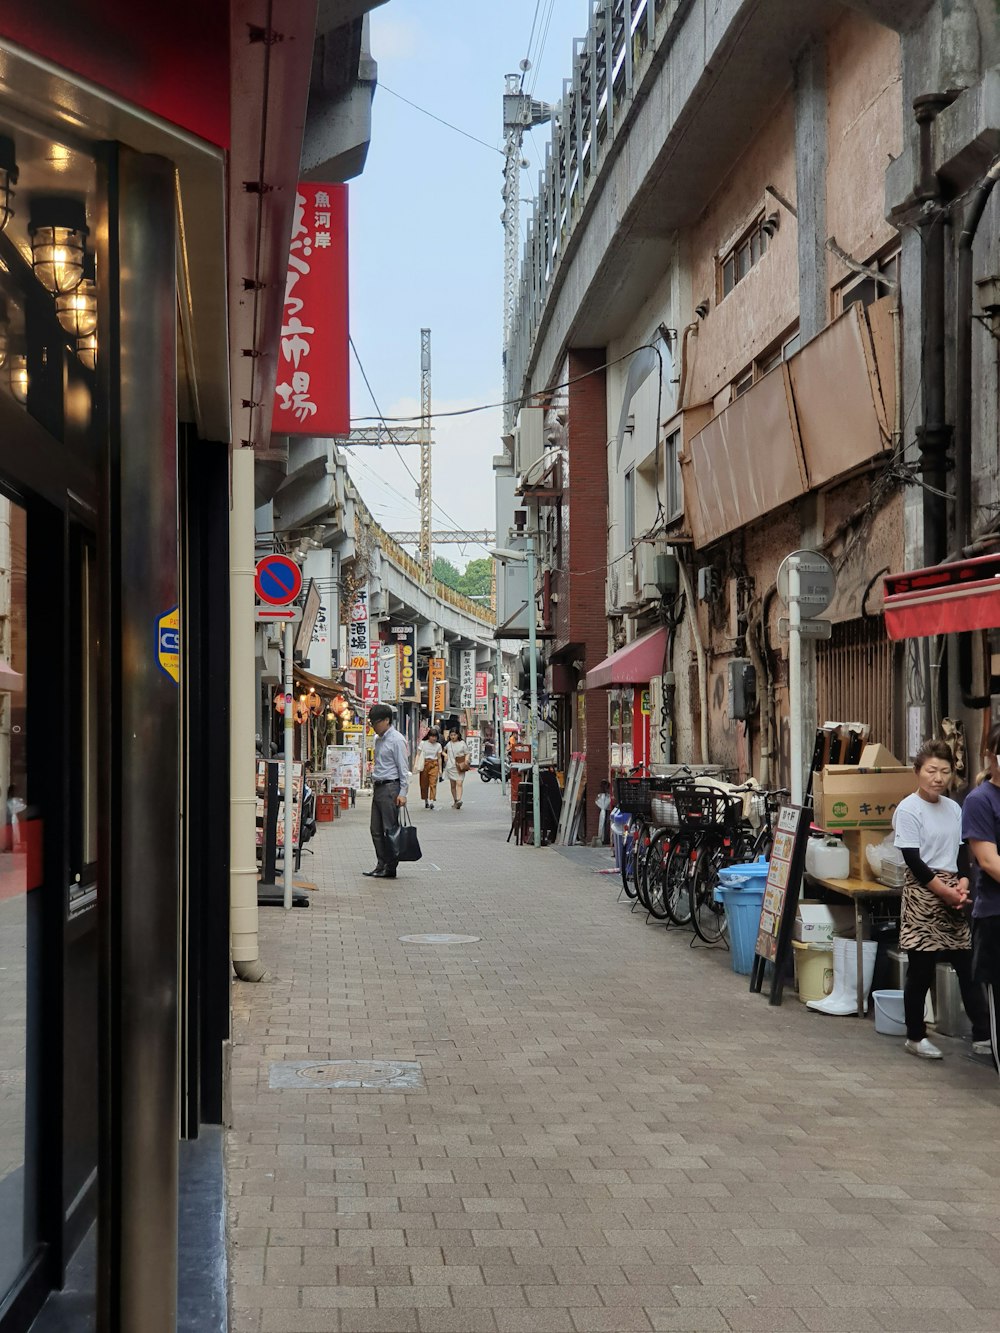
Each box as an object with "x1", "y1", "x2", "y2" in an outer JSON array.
[
  {"x1": 502, "y1": 74, "x2": 551, "y2": 433},
  {"x1": 419, "y1": 328, "x2": 432, "y2": 582}
]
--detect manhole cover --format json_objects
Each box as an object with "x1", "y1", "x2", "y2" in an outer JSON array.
[
  {"x1": 269, "y1": 1059, "x2": 425, "y2": 1091},
  {"x1": 398, "y1": 933, "x2": 480, "y2": 944}
]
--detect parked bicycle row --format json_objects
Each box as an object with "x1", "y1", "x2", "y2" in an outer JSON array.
[{"x1": 613, "y1": 765, "x2": 788, "y2": 945}]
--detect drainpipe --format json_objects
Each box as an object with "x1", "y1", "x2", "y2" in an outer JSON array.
[
  {"x1": 676, "y1": 560, "x2": 709, "y2": 764},
  {"x1": 230, "y1": 446, "x2": 268, "y2": 982},
  {"x1": 913, "y1": 93, "x2": 959, "y2": 732}
]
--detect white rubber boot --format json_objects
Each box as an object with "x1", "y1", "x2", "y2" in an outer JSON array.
[
  {"x1": 808, "y1": 937, "x2": 851, "y2": 1014},
  {"x1": 860, "y1": 940, "x2": 877, "y2": 1015}
]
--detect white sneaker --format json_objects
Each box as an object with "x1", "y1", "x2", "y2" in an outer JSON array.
[
  {"x1": 972, "y1": 1040, "x2": 993, "y2": 1056},
  {"x1": 905, "y1": 1037, "x2": 943, "y2": 1060}
]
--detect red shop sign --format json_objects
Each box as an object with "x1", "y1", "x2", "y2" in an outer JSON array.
[{"x1": 272, "y1": 183, "x2": 350, "y2": 437}]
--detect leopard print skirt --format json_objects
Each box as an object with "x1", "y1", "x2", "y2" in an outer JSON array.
[{"x1": 899, "y1": 868, "x2": 971, "y2": 953}]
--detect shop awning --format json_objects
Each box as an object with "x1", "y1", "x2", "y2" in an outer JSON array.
[
  {"x1": 883, "y1": 553, "x2": 1000, "y2": 640},
  {"x1": 586, "y1": 626, "x2": 668, "y2": 690},
  {"x1": 293, "y1": 666, "x2": 361, "y2": 706}
]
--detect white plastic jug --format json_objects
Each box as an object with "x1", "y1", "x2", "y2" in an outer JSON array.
[{"x1": 805, "y1": 835, "x2": 850, "y2": 880}]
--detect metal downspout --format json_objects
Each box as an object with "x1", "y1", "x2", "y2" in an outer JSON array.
[
  {"x1": 231, "y1": 446, "x2": 268, "y2": 981},
  {"x1": 677, "y1": 560, "x2": 709, "y2": 764}
]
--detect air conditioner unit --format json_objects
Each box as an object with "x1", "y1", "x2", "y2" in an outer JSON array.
[
  {"x1": 634, "y1": 547, "x2": 679, "y2": 601},
  {"x1": 515, "y1": 406, "x2": 544, "y2": 481}
]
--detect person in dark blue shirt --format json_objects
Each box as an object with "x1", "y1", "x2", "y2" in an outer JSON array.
[{"x1": 961, "y1": 721, "x2": 1000, "y2": 1072}]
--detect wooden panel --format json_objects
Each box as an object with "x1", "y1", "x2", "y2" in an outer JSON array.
[{"x1": 816, "y1": 617, "x2": 897, "y2": 756}]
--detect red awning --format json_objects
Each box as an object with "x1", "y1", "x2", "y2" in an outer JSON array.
[
  {"x1": 586, "y1": 627, "x2": 668, "y2": 690},
  {"x1": 883, "y1": 553, "x2": 1000, "y2": 640}
]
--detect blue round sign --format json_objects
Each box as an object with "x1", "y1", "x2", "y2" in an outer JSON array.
[{"x1": 254, "y1": 554, "x2": 302, "y2": 606}]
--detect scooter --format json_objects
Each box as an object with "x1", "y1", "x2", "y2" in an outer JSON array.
[{"x1": 479, "y1": 753, "x2": 504, "y2": 783}]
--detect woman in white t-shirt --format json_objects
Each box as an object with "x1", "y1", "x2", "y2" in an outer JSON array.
[
  {"x1": 415, "y1": 728, "x2": 443, "y2": 809},
  {"x1": 443, "y1": 727, "x2": 469, "y2": 810},
  {"x1": 893, "y1": 739, "x2": 989, "y2": 1060}
]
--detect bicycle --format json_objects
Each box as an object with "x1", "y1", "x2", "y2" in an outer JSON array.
[{"x1": 614, "y1": 768, "x2": 654, "y2": 901}]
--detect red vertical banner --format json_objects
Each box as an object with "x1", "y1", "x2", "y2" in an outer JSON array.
[{"x1": 272, "y1": 183, "x2": 350, "y2": 436}]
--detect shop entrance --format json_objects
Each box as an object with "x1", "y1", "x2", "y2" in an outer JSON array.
[{"x1": 0, "y1": 435, "x2": 100, "y2": 1328}]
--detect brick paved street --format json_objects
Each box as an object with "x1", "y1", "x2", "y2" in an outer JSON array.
[{"x1": 229, "y1": 787, "x2": 1000, "y2": 1333}]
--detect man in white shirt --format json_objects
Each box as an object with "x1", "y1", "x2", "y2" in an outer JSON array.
[{"x1": 364, "y1": 704, "x2": 409, "y2": 880}]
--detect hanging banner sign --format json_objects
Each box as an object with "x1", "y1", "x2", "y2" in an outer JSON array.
[
  {"x1": 378, "y1": 645, "x2": 399, "y2": 701},
  {"x1": 272, "y1": 183, "x2": 349, "y2": 437},
  {"x1": 459, "y1": 649, "x2": 476, "y2": 709},
  {"x1": 363, "y1": 639, "x2": 380, "y2": 709},
  {"x1": 475, "y1": 672, "x2": 489, "y2": 704},
  {"x1": 348, "y1": 586, "x2": 370, "y2": 669},
  {"x1": 432, "y1": 680, "x2": 448, "y2": 714}
]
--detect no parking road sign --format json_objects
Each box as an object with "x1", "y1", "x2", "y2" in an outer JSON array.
[{"x1": 255, "y1": 554, "x2": 303, "y2": 606}]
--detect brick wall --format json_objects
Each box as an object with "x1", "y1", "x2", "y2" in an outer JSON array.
[{"x1": 564, "y1": 349, "x2": 609, "y2": 833}]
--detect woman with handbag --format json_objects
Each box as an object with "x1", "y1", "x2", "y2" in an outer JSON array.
[
  {"x1": 443, "y1": 726, "x2": 470, "y2": 810},
  {"x1": 415, "y1": 727, "x2": 443, "y2": 809}
]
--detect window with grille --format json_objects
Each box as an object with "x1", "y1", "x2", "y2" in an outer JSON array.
[{"x1": 816, "y1": 617, "x2": 898, "y2": 755}]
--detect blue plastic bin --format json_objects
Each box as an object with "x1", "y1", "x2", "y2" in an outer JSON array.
[{"x1": 714, "y1": 859, "x2": 769, "y2": 975}]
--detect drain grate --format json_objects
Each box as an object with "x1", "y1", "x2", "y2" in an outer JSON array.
[
  {"x1": 268, "y1": 1059, "x2": 425, "y2": 1091},
  {"x1": 398, "y1": 933, "x2": 480, "y2": 944}
]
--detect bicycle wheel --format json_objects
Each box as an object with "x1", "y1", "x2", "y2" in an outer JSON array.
[
  {"x1": 689, "y1": 840, "x2": 729, "y2": 944},
  {"x1": 663, "y1": 833, "x2": 695, "y2": 925},
  {"x1": 642, "y1": 829, "x2": 673, "y2": 920},
  {"x1": 620, "y1": 819, "x2": 639, "y2": 898},
  {"x1": 632, "y1": 823, "x2": 654, "y2": 906}
]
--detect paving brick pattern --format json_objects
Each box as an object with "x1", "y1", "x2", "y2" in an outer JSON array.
[{"x1": 230, "y1": 791, "x2": 1000, "y2": 1333}]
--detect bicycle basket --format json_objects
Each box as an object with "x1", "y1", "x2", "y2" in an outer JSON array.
[
  {"x1": 650, "y1": 793, "x2": 679, "y2": 828},
  {"x1": 614, "y1": 776, "x2": 653, "y2": 816},
  {"x1": 673, "y1": 785, "x2": 744, "y2": 834}
]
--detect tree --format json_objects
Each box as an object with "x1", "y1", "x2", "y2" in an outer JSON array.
[
  {"x1": 432, "y1": 556, "x2": 463, "y2": 591},
  {"x1": 458, "y1": 558, "x2": 493, "y2": 599}
]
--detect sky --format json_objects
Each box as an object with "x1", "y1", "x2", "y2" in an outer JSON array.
[{"x1": 347, "y1": 0, "x2": 591, "y2": 568}]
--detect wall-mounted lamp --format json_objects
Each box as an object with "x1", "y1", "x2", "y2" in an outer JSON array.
[
  {"x1": 29, "y1": 196, "x2": 88, "y2": 295},
  {"x1": 761, "y1": 211, "x2": 781, "y2": 239},
  {"x1": 694, "y1": 299, "x2": 710, "y2": 320},
  {"x1": 0, "y1": 136, "x2": 18, "y2": 232},
  {"x1": 76, "y1": 331, "x2": 98, "y2": 371},
  {"x1": 9, "y1": 352, "x2": 27, "y2": 405},
  {"x1": 56, "y1": 251, "x2": 97, "y2": 338}
]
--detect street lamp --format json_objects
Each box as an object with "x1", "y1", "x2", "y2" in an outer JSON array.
[{"x1": 490, "y1": 542, "x2": 541, "y2": 848}]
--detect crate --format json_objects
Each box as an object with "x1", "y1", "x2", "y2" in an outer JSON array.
[{"x1": 316, "y1": 793, "x2": 336, "y2": 823}]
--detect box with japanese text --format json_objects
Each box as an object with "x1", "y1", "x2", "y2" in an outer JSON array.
[{"x1": 813, "y1": 763, "x2": 915, "y2": 830}]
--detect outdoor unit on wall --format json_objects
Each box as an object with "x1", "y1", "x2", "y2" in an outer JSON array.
[
  {"x1": 634, "y1": 546, "x2": 680, "y2": 601},
  {"x1": 515, "y1": 406, "x2": 544, "y2": 481},
  {"x1": 727, "y1": 658, "x2": 757, "y2": 720}
]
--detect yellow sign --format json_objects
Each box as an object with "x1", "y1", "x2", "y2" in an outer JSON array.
[
  {"x1": 157, "y1": 606, "x2": 180, "y2": 684},
  {"x1": 640, "y1": 688, "x2": 651, "y2": 716},
  {"x1": 432, "y1": 681, "x2": 447, "y2": 714}
]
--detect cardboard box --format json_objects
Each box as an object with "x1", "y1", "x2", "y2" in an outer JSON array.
[
  {"x1": 840, "y1": 828, "x2": 893, "y2": 883},
  {"x1": 813, "y1": 762, "x2": 915, "y2": 830},
  {"x1": 794, "y1": 900, "x2": 856, "y2": 944},
  {"x1": 859, "y1": 743, "x2": 903, "y2": 768}
]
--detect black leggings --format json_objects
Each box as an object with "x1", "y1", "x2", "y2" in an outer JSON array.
[{"x1": 904, "y1": 948, "x2": 989, "y2": 1042}]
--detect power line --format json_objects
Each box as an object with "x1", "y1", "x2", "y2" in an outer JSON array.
[{"x1": 379, "y1": 83, "x2": 504, "y2": 156}]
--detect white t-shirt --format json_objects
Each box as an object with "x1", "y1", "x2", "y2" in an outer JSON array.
[
  {"x1": 418, "y1": 739, "x2": 443, "y2": 762},
  {"x1": 893, "y1": 791, "x2": 962, "y2": 872}
]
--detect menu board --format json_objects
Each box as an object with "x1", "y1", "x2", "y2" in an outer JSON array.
[
  {"x1": 750, "y1": 803, "x2": 809, "y2": 1005},
  {"x1": 326, "y1": 744, "x2": 361, "y2": 789},
  {"x1": 255, "y1": 759, "x2": 303, "y2": 849}
]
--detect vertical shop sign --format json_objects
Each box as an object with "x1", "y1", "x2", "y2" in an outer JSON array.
[
  {"x1": 348, "y1": 586, "x2": 370, "y2": 669},
  {"x1": 475, "y1": 672, "x2": 489, "y2": 708},
  {"x1": 272, "y1": 183, "x2": 349, "y2": 436},
  {"x1": 427, "y1": 656, "x2": 446, "y2": 713},
  {"x1": 379, "y1": 645, "x2": 399, "y2": 701},
  {"x1": 388, "y1": 622, "x2": 419, "y2": 701},
  {"x1": 364, "y1": 639, "x2": 380, "y2": 707},
  {"x1": 432, "y1": 680, "x2": 448, "y2": 714},
  {"x1": 459, "y1": 650, "x2": 476, "y2": 708}
]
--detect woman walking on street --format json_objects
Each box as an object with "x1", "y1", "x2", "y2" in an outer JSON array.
[
  {"x1": 961, "y1": 721, "x2": 1000, "y2": 1070},
  {"x1": 443, "y1": 726, "x2": 469, "y2": 810},
  {"x1": 894, "y1": 739, "x2": 990, "y2": 1060},
  {"x1": 416, "y1": 727, "x2": 443, "y2": 809}
]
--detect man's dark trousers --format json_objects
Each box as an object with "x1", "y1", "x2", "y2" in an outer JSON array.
[{"x1": 371, "y1": 780, "x2": 401, "y2": 872}]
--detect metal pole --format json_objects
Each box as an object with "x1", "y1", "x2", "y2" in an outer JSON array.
[
  {"x1": 788, "y1": 555, "x2": 804, "y2": 807},
  {"x1": 495, "y1": 645, "x2": 507, "y2": 794},
  {"x1": 283, "y1": 623, "x2": 294, "y2": 910},
  {"x1": 527, "y1": 533, "x2": 541, "y2": 846}
]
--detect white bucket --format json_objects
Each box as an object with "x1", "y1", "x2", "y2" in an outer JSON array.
[{"x1": 873, "y1": 989, "x2": 906, "y2": 1037}]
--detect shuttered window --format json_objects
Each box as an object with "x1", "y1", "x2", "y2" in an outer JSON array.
[{"x1": 816, "y1": 617, "x2": 898, "y2": 754}]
